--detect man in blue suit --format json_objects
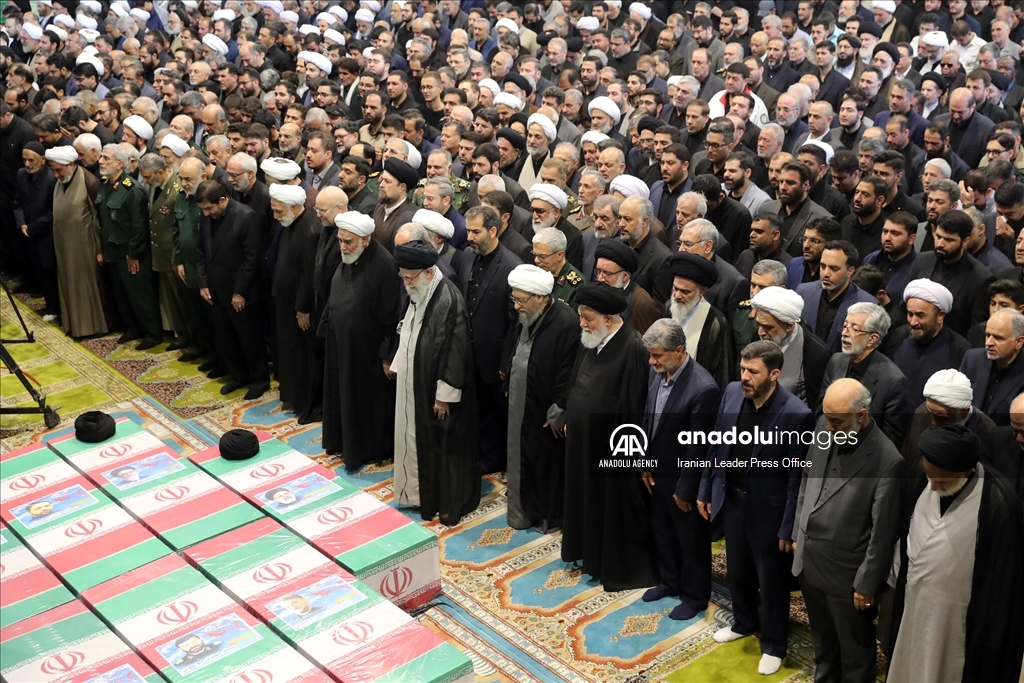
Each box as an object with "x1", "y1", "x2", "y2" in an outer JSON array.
[
  {"x1": 796, "y1": 240, "x2": 875, "y2": 353},
  {"x1": 639, "y1": 319, "x2": 722, "y2": 621},
  {"x1": 959, "y1": 309, "x2": 1024, "y2": 427},
  {"x1": 698, "y1": 340, "x2": 815, "y2": 677}
]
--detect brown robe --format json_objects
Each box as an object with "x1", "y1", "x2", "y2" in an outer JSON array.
[{"x1": 52, "y1": 165, "x2": 108, "y2": 337}]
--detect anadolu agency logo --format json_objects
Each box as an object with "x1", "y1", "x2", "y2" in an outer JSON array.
[{"x1": 601, "y1": 424, "x2": 658, "y2": 470}]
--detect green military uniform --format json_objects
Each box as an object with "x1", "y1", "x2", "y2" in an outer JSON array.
[
  {"x1": 149, "y1": 171, "x2": 190, "y2": 346},
  {"x1": 565, "y1": 191, "x2": 583, "y2": 218},
  {"x1": 366, "y1": 170, "x2": 382, "y2": 198},
  {"x1": 412, "y1": 174, "x2": 472, "y2": 213},
  {"x1": 550, "y1": 260, "x2": 586, "y2": 308},
  {"x1": 173, "y1": 189, "x2": 216, "y2": 360},
  {"x1": 732, "y1": 300, "x2": 759, "y2": 359},
  {"x1": 97, "y1": 171, "x2": 162, "y2": 343}
]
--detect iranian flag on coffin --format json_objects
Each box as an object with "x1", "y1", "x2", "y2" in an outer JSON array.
[
  {"x1": 47, "y1": 420, "x2": 261, "y2": 550},
  {"x1": 188, "y1": 432, "x2": 441, "y2": 610},
  {"x1": 0, "y1": 443, "x2": 170, "y2": 593},
  {"x1": 183, "y1": 518, "x2": 473, "y2": 683},
  {"x1": 0, "y1": 522, "x2": 75, "y2": 628},
  {"x1": 80, "y1": 554, "x2": 329, "y2": 683},
  {"x1": 0, "y1": 599, "x2": 162, "y2": 683}
]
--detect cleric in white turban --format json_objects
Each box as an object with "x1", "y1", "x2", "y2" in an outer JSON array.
[
  {"x1": 576, "y1": 16, "x2": 599, "y2": 32},
  {"x1": 303, "y1": 51, "x2": 332, "y2": 76},
  {"x1": 751, "y1": 286, "x2": 804, "y2": 324},
  {"x1": 202, "y1": 34, "x2": 229, "y2": 56},
  {"x1": 923, "y1": 369, "x2": 974, "y2": 410},
  {"x1": 261, "y1": 157, "x2": 303, "y2": 182},
  {"x1": 527, "y1": 113, "x2": 557, "y2": 142},
  {"x1": 355, "y1": 8, "x2": 375, "y2": 25},
  {"x1": 160, "y1": 134, "x2": 190, "y2": 158},
  {"x1": 494, "y1": 92, "x2": 524, "y2": 112},
  {"x1": 580, "y1": 131, "x2": 609, "y2": 146},
  {"x1": 903, "y1": 278, "x2": 953, "y2": 313},
  {"x1": 413, "y1": 209, "x2": 455, "y2": 240},
  {"x1": 528, "y1": 184, "x2": 568, "y2": 210},
  {"x1": 609, "y1": 175, "x2": 649, "y2": 200},
  {"x1": 323, "y1": 29, "x2": 345, "y2": 46},
  {"x1": 496, "y1": 18, "x2": 519, "y2": 34},
  {"x1": 588, "y1": 96, "x2": 621, "y2": 125},
  {"x1": 45, "y1": 146, "x2": 79, "y2": 165},
  {"x1": 508, "y1": 264, "x2": 554, "y2": 296},
  {"x1": 335, "y1": 211, "x2": 376, "y2": 237},
  {"x1": 629, "y1": 2, "x2": 652, "y2": 21},
  {"x1": 123, "y1": 115, "x2": 153, "y2": 142},
  {"x1": 479, "y1": 79, "x2": 501, "y2": 97},
  {"x1": 129, "y1": 7, "x2": 150, "y2": 21},
  {"x1": 268, "y1": 183, "x2": 307, "y2": 206}
]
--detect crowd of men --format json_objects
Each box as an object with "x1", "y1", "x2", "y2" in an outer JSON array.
[{"x1": 1, "y1": 0, "x2": 1023, "y2": 679}]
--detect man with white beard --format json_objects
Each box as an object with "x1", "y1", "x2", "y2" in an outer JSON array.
[
  {"x1": 666, "y1": 252, "x2": 733, "y2": 390},
  {"x1": 587, "y1": 96, "x2": 622, "y2": 142},
  {"x1": 818, "y1": 302, "x2": 907, "y2": 445},
  {"x1": 518, "y1": 112, "x2": 556, "y2": 192},
  {"x1": 502, "y1": 264, "x2": 580, "y2": 533},
  {"x1": 528, "y1": 183, "x2": 583, "y2": 270},
  {"x1": 392, "y1": 239, "x2": 480, "y2": 526},
  {"x1": 321, "y1": 211, "x2": 401, "y2": 473},
  {"x1": 750, "y1": 285, "x2": 832, "y2": 410},
  {"x1": 269, "y1": 183, "x2": 319, "y2": 417},
  {"x1": 562, "y1": 281, "x2": 655, "y2": 592},
  {"x1": 593, "y1": 237, "x2": 661, "y2": 334}
]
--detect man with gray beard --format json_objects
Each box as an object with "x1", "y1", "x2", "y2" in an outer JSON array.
[
  {"x1": 562, "y1": 282, "x2": 655, "y2": 592},
  {"x1": 528, "y1": 182, "x2": 583, "y2": 271},
  {"x1": 581, "y1": 194, "x2": 621, "y2": 279},
  {"x1": 666, "y1": 252, "x2": 734, "y2": 390},
  {"x1": 392, "y1": 239, "x2": 480, "y2": 526},
  {"x1": 502, "y1": 264, "x2": 580, "y2": 533},
  {"x1": 321, "y1": 211, "x2": 400, "y2": 473}
]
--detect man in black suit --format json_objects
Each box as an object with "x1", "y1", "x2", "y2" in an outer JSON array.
[
  {"x1": 819, "y1": 302, "x2": 908, "y2": 447},
  {"x1": 910, "y1": 210, "x2": 996, "y2": 337},
  {"x1": 793, "y1": 379, "x2": 905, "y2": 683},
  {"x1": 698, "y1": 340, "x2": 815, "y2": 677},
  {"x1": 639, "y1": 319, "x2": 722, "y2": 621},
  {"x1": 959, "y1": 309, "x2": 1024, "y2": 426},
  {"x1": 456, "y1": 205, "x2": 523, "y2": 473},
  {"x1": 195, "y1": 180, "x2": 270, "y2": 400},
  {"x1": 983, "y1": 393, "x2": 1023, "y2": 499},
  {"x1": 933, "y1": 87, "x2": 996, "y2": 169}
]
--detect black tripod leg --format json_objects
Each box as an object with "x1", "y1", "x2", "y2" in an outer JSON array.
[{"x1": 0, "y1": 343, "x2": 60, "y2": 428}]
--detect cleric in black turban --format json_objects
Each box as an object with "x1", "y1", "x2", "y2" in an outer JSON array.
[
  {"x1": 394, "y1": 239, "x2": 440, "y2": 269},
  {"x1": 669, "y1": 252, "x2": 719, "y2": 287},
  {"x1": 575, "y1": 282, "x2": 628, "y2": 315},
  {"x1": 383, "y1": 158, "x2": 419, "y2": 191}
]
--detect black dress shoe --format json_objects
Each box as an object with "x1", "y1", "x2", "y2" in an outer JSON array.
[
  {"x1": 135, "y1": 338, "x2": 161, "y2": 351},
  {"x1": 177, "y1": 352, "x2": 199, "y2": 362},
  {"x1": 166, "y1": 339, "x2": 187, "y2": 351},
  {"x1": 220, "y1": 381, "x2": 244, "y2": 395},
  {"x1": 206, "y1": 367, "x2": 226, "y2": 379},
  {"x1": 117, "y1": 333, "x2": 140, "y2": 344},
  {"x1": 198, "y1": 360, "x2": 218, "y2": 372},
  {"x1": 244, "y1": 383, "x2": 270, "y2": 400}
]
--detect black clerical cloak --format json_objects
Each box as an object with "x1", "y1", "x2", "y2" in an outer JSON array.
[
  {"x1": 321, "y1": 239, "x2": 401, "y2": 471},
  {"x1": 272, "y1": 209, "x2": 319, "y2": 413},
  {"x1": 501, "y1": 299, "x2": 581, "y2": 531},
  {"x1": 562, "y1": 325, "x2": 657, "y2": 591}
]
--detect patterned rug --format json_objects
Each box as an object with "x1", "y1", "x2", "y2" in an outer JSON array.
[{"x1": 2, "y1": 296, "x2": 829, "y2": 682}]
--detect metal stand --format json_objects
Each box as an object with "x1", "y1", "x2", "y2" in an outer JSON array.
[{"x1": 0, "y1": 276, "x2": 60, "y2": 428}]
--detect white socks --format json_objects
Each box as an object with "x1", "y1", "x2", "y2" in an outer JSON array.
[
  {"x1": 712, "y1": 626, "x2": 749, "y2": 643},
  {"x1": 758, "y1": 654, "x2": 783, "y2": 675}
]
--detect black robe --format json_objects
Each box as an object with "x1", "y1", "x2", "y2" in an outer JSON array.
[
  {"x1": 303, "y1": 220, "x2": 343, "y2": 422},
  {"x1": 562, "y1": 324, "x2": 657, "y2": 591},
  {"x1": 890, "y1": 325, "x2": 971, "y2": 410},
  {"x1": 321, "y1": 239, "x2": 400, "y2": 471},
  {"x1": 501, "y1": 299, "x2": 581, "y2": 531},
  {"x1": 983, "y1": 427, "x2": 1024, "y2": 500},
  {"x1": 398, "y1": 276, "x2": 481, "y2": 525},
  {"x1": 272, "y1": 209, "x2": 319, "y2": 413},
  {"x1": 693, "y1": 304, "x2": 736, "y2": 392},
  {"x1": 887, "y1": 462, "x2": 1024, "y2": 683}
]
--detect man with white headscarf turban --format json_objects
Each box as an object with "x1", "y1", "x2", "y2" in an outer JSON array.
[
  {"x1": 527, "y1": 183, "x2": 583, "y2": 269},
  {"x1": 320, "y1": 207, "x2": 402, "y2": 472},
  {"x1": 46, "y1": 145, "x2": 108, "y2": 337},
  {"x1": 609, "y1": 175, "x2": 650, "y2": 200},
  {"x1": 588, "y1": 96, "x2": 621, "y2": 135},
  {"x1": 504, "y1": 262, "x2": 581, "y2": 532},
  {"x1": 270, "y1": 179, "x2": 320, "y2": 420},
  {"x1": 518, "y1": 113, "x2": 557, "y2": 192},
  {"x1": 892, "y1": 278, "x2": 971, "y2": 411}
]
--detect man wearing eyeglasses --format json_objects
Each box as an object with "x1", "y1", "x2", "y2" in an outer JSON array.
[{"x1": 532, "y1": 227, "x2": 585, "y2": 309}]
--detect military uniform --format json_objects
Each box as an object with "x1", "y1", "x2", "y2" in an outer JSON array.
[
  {"x1": 732, "y1": 300, "x2": 758, "y2": 359},
  {"x1": 550, "y1": 260, "x2": 586, "y2": 308},
  {"x1": 173, "y1": 190, "x2": 217, "y2": 361},
  {"x1": 149, "y1": 171, "x2": 190, "y2": 348},
  {"x1": 97, "y1": 172, "x2": 162, "y2": 344},
  {"x1": 412, "y1": 174, "x2": 472, "y2": 213},
  {"x1": 365, "y1": 170, "x2": 382, "y2": 199}
]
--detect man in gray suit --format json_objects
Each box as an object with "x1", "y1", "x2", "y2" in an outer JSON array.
[
  {"x1": 818, "y1": 302, "x2": 908, "y2": 447},
  {"x1": 793, "y1": 379, "x2": 905, "y2": 683}
]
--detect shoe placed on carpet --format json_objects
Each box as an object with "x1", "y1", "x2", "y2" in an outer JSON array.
[
  {"x1": 668, "y1": 603, "x2": 702, "y2": 621},
  {"x1": 296, "y1": 409, "x2": 321, "y2": 425},
  {"x1": 713, "y1": 626, "x2": 752, "y2": 644},
  {"x1": 116, "y1": 333, "x2": 140, "y2": 344},
  {"x1": 642, "y1": 584, "x2": 676, "y2": 602},
  {"x1": 220, "y1": 381, "x2": 244, "y2": 395},
  {"x1": 198, "y1": 359, "x2": 217, "y2": 372},
  {"x1": 135, "y1": 338, "x2": 161, "y2": 351},
  {"x1": 43, "y1": 314, "x2": 58, "y2": 322},
  {"x1": 177, "y1": 352, "x2": 199, "y2": 362},
  {"x1": 244, "y1": 384, "x2": 269, "y2": 400},
  {"x1": 758, "y1": 654, "x2": 783, "y2": 675},
  {"x1": 206, "y1": 367, "x2": 226, "y2": 379},
  {"x1": 166, "y1": 339, "x2": 187, "y2": 351}
]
